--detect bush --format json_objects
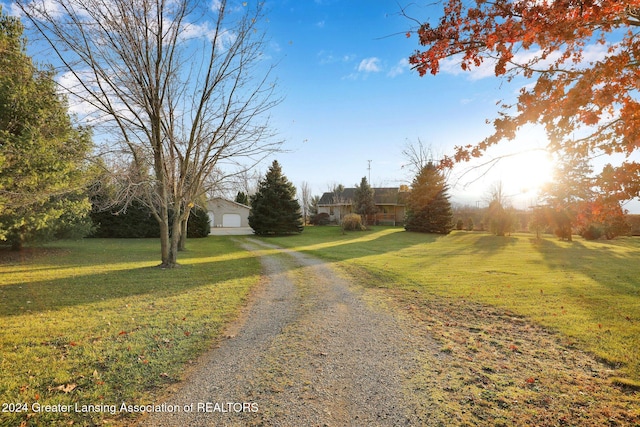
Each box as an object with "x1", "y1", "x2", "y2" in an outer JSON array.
[
  {"x1": 466, "y1": 218, "x2": 474, "y2": 231},
  {"x1": 186, "y1": 206, "x2": 211, "y2": 238},
  {"x1": 581, "y1": 224, "x2": 603, "y2": 240},
  {"x1": 310, "y1": 212, "x2": 330, "y2": 226},
  {"x1": 341, "y1": 213, "x2": 365, "y2": 231},
  {"x1": 456, "y1": 219, "x2": 464, "y2": 230}
]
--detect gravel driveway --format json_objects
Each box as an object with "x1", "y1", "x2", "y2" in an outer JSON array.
[
  {"x1": 138, "y1": 239, "x2": 640, "y2": 426},
  {"x1": 138, "y1": 238, "x2": 426, "y2": 426}
]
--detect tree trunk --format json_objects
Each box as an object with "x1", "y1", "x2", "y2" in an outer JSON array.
[
  {"x1": 166, "y1": 213, "x2": 183, "y2": 267},
  {"x1": 158, "y1": 212, "x2": 173, "y2": 268},
  {"x1": 178, "y1": 209, "x2": 191, "y2": 252}
]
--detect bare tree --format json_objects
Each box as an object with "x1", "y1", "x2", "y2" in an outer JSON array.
[
  {"x1": 17, "y1": 0, "x2": 281, "y2": 267},
  {"x1": 402, "y1": 138, "x2": 432, "y2": 176},
  {"x1": 298, "y1": 181, "x2": 311, "y2": 225}
]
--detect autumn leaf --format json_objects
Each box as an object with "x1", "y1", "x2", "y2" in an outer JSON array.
[
  {"x1": 53, "y1": 384, "x2": 77, "y2": 393},
  {"x1": 407, "y1": 0, "x2": 640, "y2": 200}
]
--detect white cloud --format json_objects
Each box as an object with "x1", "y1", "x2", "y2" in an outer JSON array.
[
  {"x1": 315, "y1": 20, "x2": 325, "y2": 28},
  {"x1": 211, "y1": 0, "x2": 222, "y2": 12},
  {"x1": 357, "y1": 57, "x2": 381, "y2": 73},
  {"x1": 387, "y1": 58, "x2": 409, "y2": 77}
]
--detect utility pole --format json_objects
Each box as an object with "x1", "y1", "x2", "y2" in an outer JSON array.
[{"x1": 367, "y1": 160, "x2": 372, "y2": 183}]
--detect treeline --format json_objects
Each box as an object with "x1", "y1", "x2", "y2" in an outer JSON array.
[{"x1": 89, "y1": 202, "x2": 210, "y2": 238}]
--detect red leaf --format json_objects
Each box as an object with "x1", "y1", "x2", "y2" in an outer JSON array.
[
  {"x1": 526, "y1": 377, "x2": 535, "y2": 384},
  {"x1": 118, "y1": 331, "x2": 127, "y2": 335}
]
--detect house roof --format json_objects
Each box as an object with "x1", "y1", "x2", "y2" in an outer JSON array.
[
  {"x1": 207, "y1": 197, "x2": 250, "y2": 210},
  {"x1": 318, "y1": 187, "x2": 407, "y2": 206}
]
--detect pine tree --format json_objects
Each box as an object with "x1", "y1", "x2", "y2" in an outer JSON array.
[
  {"x1": 235, "y1": 191, "x2": 249, "y2": 205},
  {"x1": 353, "y1": 176, "x2": 377, "y2": 226},
  {"x1": 249, "y1": 161, "x2": 303, "y2": 235},
  {"x1": 405, "y1": 162, "x2": 453, "y2": 234},
  {"x1": 0, "y1": 9, "x2": 93, "y2": 250}
]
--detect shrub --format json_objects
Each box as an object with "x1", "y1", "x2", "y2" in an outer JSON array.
[
  {"x1": 341, "y1": 213, "x2": 365, "y2": 231},
  {"x1": 186, "y1": 206, "x2": 211, "y2": 238},
  {"x1": 466, "y1": 218, "x2": 474, "y2": 231},
  {"x1": 310, "y1": 212, "x2": 330, "y2": 226},
  {"x1": 581, "y1": 224, "x2": 603, "y2": 240},
  {"x1": 456, "y1": 219, "x2": 464, "y2": 230}
]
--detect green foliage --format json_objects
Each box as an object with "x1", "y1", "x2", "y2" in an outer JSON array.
[
  {"x1": 405, "y1": 162, "x2": 453, "y2": 234},
  {"x1": 90, "y1": 200, "x2": 160, "y2": 238},
  {"x1": 310, "y1": 212, "x2": 330, "y2": 226},
  {"x1": 581, "y1": 224, "x2": 603, "y2": 241},
  {"x1": 235, "y1": 191, "x2": 249, "y2": 205},
  {"x1": 485, "y1": 200, "x2": 515, "y2": 237},
  {"x1": 90, "y1": 199, "x2": 210, "y2": 238},
  {"x1": 249, "y1": 160, "x2": 303, "y2": 235},
  {"x1": 466, "y1": 217, "x2": 474, "y2": 231},
  {"x1": 341, "y1": 213, "x2": 365, "y2": 231},
  {"x1": 186, "y1": 206, "x2": 211, "y2": 238},
  {"x1": 353, "y1": 177, "x2": 377, "y2": 225},
  {"x1": 0, "y1": 9, "x2": 93, "y2": 249}
]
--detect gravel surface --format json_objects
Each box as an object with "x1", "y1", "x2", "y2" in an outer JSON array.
[
  {"x1": 137, "y1": 239, "x2": 640, "y2": 426},
  {"x1": 137, "y1": 239, "x2": 426, "y2": 426}
]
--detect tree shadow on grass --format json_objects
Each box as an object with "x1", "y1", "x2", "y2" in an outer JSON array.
[{"x1": 0, "y1": 241, "x2": 261, "y2": 317}]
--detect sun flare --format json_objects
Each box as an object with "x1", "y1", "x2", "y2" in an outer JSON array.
[{"x1": 500, "y1": 149, "x2": 555, "y2": 196}]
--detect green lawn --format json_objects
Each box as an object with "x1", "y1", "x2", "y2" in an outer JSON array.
[
  {"x1": 0, "y1": 237, "x2": 261, "y2": 426},
  {"x1": 2, "y1": 228, "x2": 639, "y2": 425},
  {"x1": 265, "y1": 226, "x2": 640, "y2": 386}
]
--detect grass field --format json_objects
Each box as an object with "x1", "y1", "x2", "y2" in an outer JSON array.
[
  {"x1": 0, "y1": 238, "x2": 261, "y2": 426},
  {"x1": 1, "y1": 227, "x2": 639, "y2": 425},
  {"x1": 264, "y1": 226, "x2": 640, "y2": 386}
]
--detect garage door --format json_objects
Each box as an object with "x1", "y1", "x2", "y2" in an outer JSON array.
[{"x1": 222, "y1": 213, "x2": 241, "y2": 227}]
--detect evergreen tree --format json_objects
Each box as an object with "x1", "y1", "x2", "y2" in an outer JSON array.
[
  {"x1": 235, "y1": 191, "x2": 249, "y2": 205},
  {"x1": 353, "y1": 176, "x2": 377, "y2": 226},
  {"x1": 405, "y1": 162, "x2": 453, "y2": 234},
  {"x1": 0, "y1": 9, "x2": 93, "y2": 250},
  {"x1": 249, "y1": 160, "x2": 303, "y2": 235}
]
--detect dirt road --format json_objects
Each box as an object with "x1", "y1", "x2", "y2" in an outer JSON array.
[{"x1": 139, "y1": 239, "x2": 639, "y2": 426}]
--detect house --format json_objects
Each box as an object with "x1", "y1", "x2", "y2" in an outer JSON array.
[
  {"x1": 317, "y1": 187, "x2": 408, "y2": 225},
  {"x1": 206, "y1": 198, "x2": 250, "y2": 230}
]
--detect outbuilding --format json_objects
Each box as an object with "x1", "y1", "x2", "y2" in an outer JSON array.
[{"x1": 206, "y1": 198, "x2": 250, "y2": 231}]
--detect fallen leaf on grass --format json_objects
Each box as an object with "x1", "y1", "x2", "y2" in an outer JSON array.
[{"x1": 53, "y1": 384, "x2": 76, "y2": 393}]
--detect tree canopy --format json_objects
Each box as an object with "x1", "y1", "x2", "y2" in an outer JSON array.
[
  {"x1": 0, "y1": 9, "x2": 92, "y2": 250},
  {"x1": 17, "y1": 0, "x2": 281, "y2": 266},
  {"x1": 249, "y1": 160, "x2": 303, "y2": 236},
  {"x1": 407, "y1": 1, "x2": 640, "y2": 202}
]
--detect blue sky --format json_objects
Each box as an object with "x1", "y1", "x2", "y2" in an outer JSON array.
[
  {"x1": 6, "y1": 0, "x2": 637, "y2": 211},
  {"x1": 261, "y1": 0, "x2": 557, "y2": 209}
]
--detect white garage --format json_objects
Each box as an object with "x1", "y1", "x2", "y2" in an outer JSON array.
[
  {"x1": 206, "y1": 198, "x2": 251, "y2": 232},
  {"x1": 222, "y1": 213, "x2": 242, "y2": 228}
]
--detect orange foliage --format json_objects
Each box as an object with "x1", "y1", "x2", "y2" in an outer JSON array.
[{"x1": 409, "y1": 1, "x2": 640, "y2": 200}]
